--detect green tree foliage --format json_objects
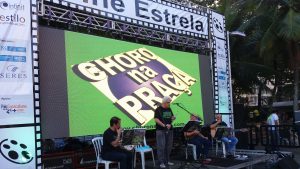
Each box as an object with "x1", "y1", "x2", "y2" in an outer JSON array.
[{"x1": 189, "y1": 0, "x2": 300, "y2": 108}]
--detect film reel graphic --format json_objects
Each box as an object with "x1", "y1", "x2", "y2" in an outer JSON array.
[
  {"x1": 0, "y1": 139, "x2": 33, "y2": 164},
  {"x1": 213, "y1": 17, "x2": 224, "y2": 33}
]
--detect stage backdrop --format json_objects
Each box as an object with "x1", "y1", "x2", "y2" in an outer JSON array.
[
  {"x1": 39, "y1": 27, "x2": 212, "y2": 138},
  {"x1": 65, "y1": 31, "x2": 203, "y2": 136}
]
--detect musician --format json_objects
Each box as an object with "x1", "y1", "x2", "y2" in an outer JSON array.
[
  {"x1": 210, "y1": 114, "x2": 238, "y2": 158},
  {"x1": 102, "y1": 117, "x2": 133, "y2": 169},
  {"x1": 184, "y1": 114, "x2": 211, "y2": 161},
  {"x1": 154, "y1": 96, "x2": 176, "y2": 168}
]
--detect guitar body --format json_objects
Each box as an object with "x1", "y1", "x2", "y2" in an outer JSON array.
[
  {"x1": 211, "y1": 127, "x2": 248, "y2": 139},
  {"x1": 211, "y1": 128, "x2": 217, "y2": 138},
  {"x1": 200, "y1": 126, "x2": 211, "y2": 138}
]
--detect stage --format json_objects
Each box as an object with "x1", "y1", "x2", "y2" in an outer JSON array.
[
  {"x1": 134, "y1": 149, "x2": 289, "y2": 169},
  {"x1": 42, "y1": 140, "x2": 296, "y2": 169}
]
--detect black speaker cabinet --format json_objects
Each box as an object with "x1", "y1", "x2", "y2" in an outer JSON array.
[{"x1": 278, "y1": 156, "x2": 300, "y2": 169}]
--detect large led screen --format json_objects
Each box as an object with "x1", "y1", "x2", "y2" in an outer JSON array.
[{"x1": 39, "y1": 27, "x2": 213, "y2": 138}]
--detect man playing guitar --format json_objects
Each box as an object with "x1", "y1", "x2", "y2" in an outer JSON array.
[
  {"x1": 184, "y1": 114, "x2": 211, "y2": 162},
  {"x1": 210, "y1": 114, "x2": 244, "y2": 158}
]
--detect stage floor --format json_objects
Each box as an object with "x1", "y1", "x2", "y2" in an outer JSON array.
[{"x1": 133, "y1": 149, "x2": 279, "y2": 169}]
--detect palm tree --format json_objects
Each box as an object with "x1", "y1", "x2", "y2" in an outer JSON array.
[
  {"x1": 256, "y1": 0, "x2": 300, "y2": 111},
  {"x1": 218, "y1": 0, "x2": 300, "y2": 110},
  {"x1": 187, "y1": 0, "x2": 300, "y2": 110}
]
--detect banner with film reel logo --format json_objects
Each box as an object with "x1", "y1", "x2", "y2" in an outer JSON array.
[{"x1": 0, "y1": 0, "x2": 36, "y2": 168}]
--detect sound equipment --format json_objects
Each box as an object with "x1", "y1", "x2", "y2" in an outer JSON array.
[{"x1": 278, "y1": 156, "x2": 299, "y2": 169}]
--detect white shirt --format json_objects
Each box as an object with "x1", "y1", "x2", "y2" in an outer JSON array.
[
  {"x1": 267, "y1": 113, "x2": 279, "y2": 130},
  {"x1": 267, "y1": 113, "x2": 279, "y2": 125}
]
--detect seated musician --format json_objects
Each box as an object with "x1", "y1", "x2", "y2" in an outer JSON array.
[
  {"x1": 210, "y1": 114, "x2": 238, "y2": 158},
  {"x1": 102, "y1": 117, "x2": 133, "y2": 169},
  {"x1": 184, "y1": 114, "x2": 211, "y2": 161}
]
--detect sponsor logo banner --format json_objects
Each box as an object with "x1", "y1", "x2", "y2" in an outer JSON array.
[
  {"x1": 0, "y1": 0, "x2": 34, "y2": 123},
  {"x1": 0, "y1": 0, "x2": 33, "y2": 98},
  {"x1": 72, "y1": 48, "x2": 197, "y2": 126},
  {"x1": 210, "y1": 11, "x2": 230, "y2": 114},
  {"x1": 215, "y1": 38, "x2": 229, "y2": 113},
  {"x1": 56, "y1": 0, "x2": 208, "y2": 37}
]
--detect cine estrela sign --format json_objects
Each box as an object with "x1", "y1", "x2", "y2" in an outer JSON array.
[
  {"x1": 55, "y1": 0, "x2": 208, "y2": 37},
  {"x1": 72, "y1": 48, "x2": 197, "y2": 126}
]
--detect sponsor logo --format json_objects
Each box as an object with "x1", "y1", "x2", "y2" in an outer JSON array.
[
  {"x1": 0, "y1": 55, "x2": 26, "y2": 62},
  {"x1": 72, "y1": 48, "x2": 197, "y2": 126},
  {"x1": 7, "y1": 65, "x2": 18, "y2": 72},
  {"x1": 0, "y1": 65, "x2": 27, "y2": 79},
  {"x1": 0, "y1": 1, "x2": 25, "y2": 10},
  {"x1": 0, "y1": 14, "x2": 26, "y2": 24},
  {"x1": 213, "y1": 17, "x2": 223, "y2": 33},
  {"x1": 0, "y1": 139, "x2": 33, "y2": 164},
  {"x1": 0, "y1": 103, "x2": 27, "y2": 114},
  {"x1": 0, "y1": 45, "x2": 26, "y2": 53}
]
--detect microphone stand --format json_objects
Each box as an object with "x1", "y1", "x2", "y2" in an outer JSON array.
[
  {"x1": 173, "y1": 103, "x2": 206, "y2": 169},
  {"x1": 173, "y1": 103, "x2": 203, "y2": 122},
  {"x1": 173, "y1": 103, "x2": 193, "y2": 115}
]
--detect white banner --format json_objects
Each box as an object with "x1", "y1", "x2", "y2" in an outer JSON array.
[
  {"x1": 215, "y1": 37, "x2": 230, "y2": 113},
  {"x1": 0, "y1": 1, "x2": 36, "y2": 168},
  {"x1": 210, "y1": 11, "x2": 230, "y2": 114},
  {"x1": 51, "y1": 0, "x2": 208, "y2": 37},
  {"x1": 0, "y1": 0, "x2": 34, "y2": 123}
]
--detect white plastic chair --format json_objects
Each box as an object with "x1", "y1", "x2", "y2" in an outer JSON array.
[
  {"x1": 134, "y1": 136, "x2": 155, "y2": 169},
  {"x1": 215, "y1": 139, "x2": 227, "y2": 158},
  {"x1": 92, "y1": 137, "x2": 120, "y2": 169},
  {"x1": 213, "y1": 127, "x2": 228, "y2": 158},
  {"x1": 185, "y1": 143, "x2": 197, "y2": 160}
]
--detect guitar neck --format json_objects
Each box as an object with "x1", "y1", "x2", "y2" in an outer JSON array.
[{"x1": 232, "y1": 128, "x2": 247, "y2": 132}]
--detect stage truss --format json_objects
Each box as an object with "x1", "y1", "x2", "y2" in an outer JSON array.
[{"x1": 38, "y1": 0, "x2": 210, "y2": 53}]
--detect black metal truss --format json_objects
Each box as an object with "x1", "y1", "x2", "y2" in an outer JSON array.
[{"x1": 38, "y1": 1, "x2": 210, "y2": 53}]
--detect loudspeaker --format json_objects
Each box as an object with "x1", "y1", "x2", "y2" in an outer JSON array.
[{"x1": 278, "y1": 156, "x2": 300, "y2": 169}]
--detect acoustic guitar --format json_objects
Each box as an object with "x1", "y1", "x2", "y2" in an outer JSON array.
[{"x1": 211, "y1": 127, "x2": 248, "y2": 138}]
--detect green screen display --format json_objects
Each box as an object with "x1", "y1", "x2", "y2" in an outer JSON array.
[{"x1": 65, "y1": 31, "x2": 203, "y2": 137}]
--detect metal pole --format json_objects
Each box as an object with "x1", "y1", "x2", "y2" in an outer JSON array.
[
  {"x1": 227, "y1": 31, "x2": 234, "y2": 129},
  {"x1": 208, "y1": 12, "x2": 217, "y2": 117}
]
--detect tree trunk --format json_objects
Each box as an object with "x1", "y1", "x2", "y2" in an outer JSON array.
[
  {"x1": 292, "y1": 40, "x2": 300, "y2": 112},
  {"x1": 293, "y1": 68, "x2": 299, "y2": 112},
  {"x1": 258, "y1": 84, "x2": 262, "y2": 109}
]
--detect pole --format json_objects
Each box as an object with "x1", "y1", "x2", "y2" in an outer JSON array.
[
  {"x1": 294, "y1": 68, "x2": 299, "y2": 112},
  {"x1": 227, "y1": 31, "x2": 235, "y2": 129}
]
